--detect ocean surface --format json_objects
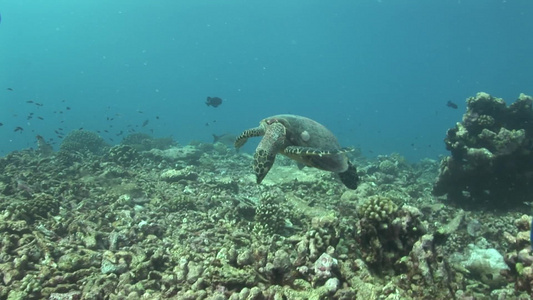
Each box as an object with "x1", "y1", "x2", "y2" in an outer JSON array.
[{"x1": 1, "y1": 0, "x2": 532, "y2": 161}]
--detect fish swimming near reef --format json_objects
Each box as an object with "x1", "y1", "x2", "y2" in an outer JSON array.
[
  {"x1": 447, "y1": 101, "x2": 458, "y2": 109},
  {"x1": 212, "y1": 133, "x2": 237, "y2": 146},
  {"x1": 206, "y1": 96, "x2": 222, "y2": 107}
]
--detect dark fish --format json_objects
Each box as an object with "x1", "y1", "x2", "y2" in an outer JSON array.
[
  {"x1": 14, "y1": 126, "x2": 23, "y2": 132},
  {"x1": 26, "y1": 100, "x2": 34, "y2": 104},
  {"x1": 7, "y1": 88, "x2": 13, "y2": 91},
  {"x1": 66, "y1": 106, "x2": 71, "y2": 110},
  {"x1": 0, "y1": 122, "x2": 3, "y2": 126},
  {"x1": 447, "y1": 101, "x2": 458, "y2": 109},
  {"x1": 35, "y1": 102, "x2": 43, "y2": 106},
  {"x1": 142, "y1": 120, "x2": 149, "y2": 127},
  {"x1": 206, "y1": 96, "x2": 222, "y2": 107},
  {"x1": 37, "y1": 116, "x2": 44, "y2": 120}
]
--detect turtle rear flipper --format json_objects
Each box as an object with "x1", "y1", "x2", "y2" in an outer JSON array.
[
  {"x1": 235, "y1": 127, "x2": 265, "y2": 149},
  {"x1": 338, "y1": 161, "x2": 359, "y2": 190}
]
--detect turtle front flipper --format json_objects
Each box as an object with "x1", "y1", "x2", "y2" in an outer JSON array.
[
  {"x1": 254, "y1": 122, "x2": 286, "y2": 184},
  {"x1": 284, "y1": 146, "x2": 354, "y2": 157},
  {"x1": 234, "y1": 127, "x2": 265, "y2": 150},
  {"x1": 338, "y1": 161, "x2": 359, "y2": 190}
]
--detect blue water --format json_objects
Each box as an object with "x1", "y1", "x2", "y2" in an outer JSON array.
[{"x1": 1, "y1": 0, "x2": 532, "y2": 161}]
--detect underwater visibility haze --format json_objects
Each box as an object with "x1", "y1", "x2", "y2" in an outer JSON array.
[{"x1": 1, "y1": 1, "x2": 533, "y2": 299}]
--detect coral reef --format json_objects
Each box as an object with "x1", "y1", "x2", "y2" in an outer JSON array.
[
  {"x1": 433, "y1": 92, "x2": 533, "y2": 208},
  {"x1": 0, "y1": 135, "x2": 530, "y2": 299},
  {"x1": 106, "y1": 145, "x2": 139, "y2": 167}
]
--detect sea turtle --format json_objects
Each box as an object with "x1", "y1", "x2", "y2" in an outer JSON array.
[{"x1": 235, "y1": 114, "x2": 359, "y2": 189}]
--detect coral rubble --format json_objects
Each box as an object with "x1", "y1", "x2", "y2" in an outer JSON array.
[{"x1": 0, "y1": 126, "x2": 530, "y2": 299}]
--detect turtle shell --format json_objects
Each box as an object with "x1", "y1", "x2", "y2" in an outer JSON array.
[{"x1": 262, "y1": 114, "x2": 350, "y2": 173}]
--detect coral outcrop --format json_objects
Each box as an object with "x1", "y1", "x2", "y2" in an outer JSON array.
[
  {"x1": 59, "y1": 130, "x2": 109, "y2": 155},
  {"x1": 433, "y1": 92, "x2": 533, "y2": 208}
]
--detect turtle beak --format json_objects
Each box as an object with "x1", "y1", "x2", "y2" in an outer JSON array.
[{"x1": 253, "y1": 149, "x2": 276, "y2": 184}]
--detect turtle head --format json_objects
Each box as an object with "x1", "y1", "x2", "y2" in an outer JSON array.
[{"x1": 253, "y1": 122, "x2": 286, "y2": 184}]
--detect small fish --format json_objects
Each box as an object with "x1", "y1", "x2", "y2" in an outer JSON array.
[
  {"x1": 26, "y1": 100, "x2": 34, "y2": 104},
  {"x1": 35, "y1": 102, "x2": 43, "y2": 106},
  {"x1": 142, "y1": 120, "x2": 149, "y2": 127},
  {"x1": 66, "y1": 106, "x2": 71, "y2": 110},
  {"x1": 37, "y1": 116, "x2": 44, "y2": 120},
  {"x1": 0, "y1": 122, "x2": 3, "y2": 126},
  {"x1": 447, "y1": 101, "x2": 458, "y2": 109},
  {"x1": 14, "y1": 126, "x2": 23, "y2": 132},
  {"x1": 206, "y1": 96, "x2": 222, "y2": 107},
  {"x1": 7, "y1": 88, "x2": 13, "y2": 91}
]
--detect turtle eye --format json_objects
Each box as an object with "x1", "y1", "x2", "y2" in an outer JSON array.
[{"x1": 266, "y1": 118, "x2": 278, "y2": 125}]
